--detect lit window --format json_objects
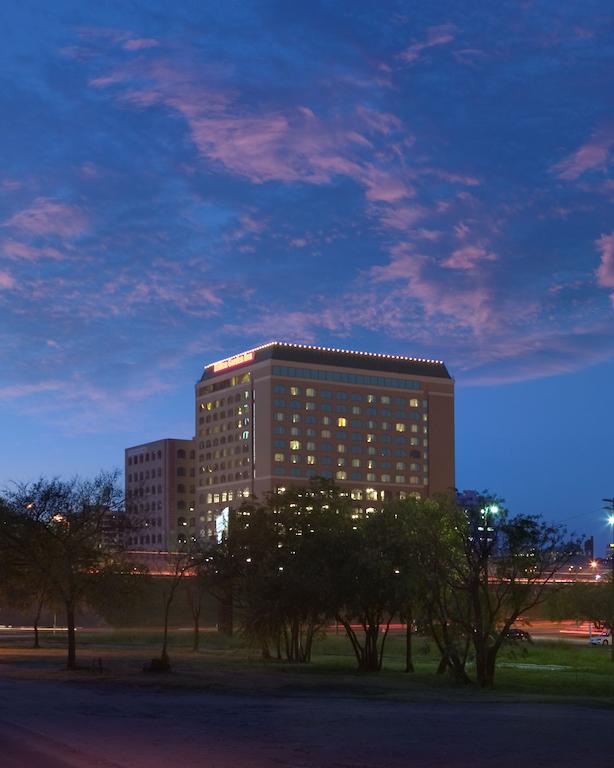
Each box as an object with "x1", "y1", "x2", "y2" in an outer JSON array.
[
  {"x1": 307, "y1": 455, "x2": 315, "y2": 465},
  {"x1": 321, "y1": 429, "x2": 331, "y2": 438},
  {"x1": 381, "y1": 395, "x2": 390, "y2": 404},
  {"x1": 290, "y1": 427, "x2": 300, "y2": 436},
  {"x1": 411, "y1": 424, "x2": 418, "y2": 433},
  {"x1": 351, "y1": 459, "x2": 361, "y2": 468},
  {"x1": 274, "y1": 453, "x2": 284, "y2": 462},
  {"x1": 336, "y1": 471, "x2": 347, "y2": 480},
  {"x1": 322, "y1": 416, "x2": 331, "y2": 425},
  {"x1": 290, "y1": 386, "x2": 300, "y2": 396},
  {"x1": 292, "y1": 414, "x2": 300, "y2": 423},
  {"x1": 306, "y1": 388, "x2": 316, "y2": 397},
  {"x1": 395, "y1": 423, "x2": 406, "y2": 432},
  {"x1": 291, "y1": 454, "x2": 299, "y2": 464},
  {"x1": 381, "y1": 422, "x2": 389, "y2": 431},
  {"x1": 396, "y1": 461, "x2": 405, "y2": 470},
  {"x1": 381, "y1": 474, "x2": 391, "y2": 482},
  {"x1": 337, "y1": 444, "x2": 346, "y2": 453},
  {"x1": 337, "y1": 457, "x2": 346, "y2": 467},
  {"x1": 274, "y1": 412, "x2": 284, "y2": 421},
  {"x1": 367, "y1": 394, "x2": 376, "y2": 403},
  {"x1": 366, "y1": 434, "x2": 375, "y2": 443},
  {"x1": 305, "y1": 402, "x2": 316, "y2": 410},
  {"x1": 395, "y1": 475, "x2": 405, "y2": 484},
  {"x1": 351, "y1": 406, "x2": 361, "y2": 415},
  {"x1": 337, "y1": 417, "x2": 347, "y2": 427},
  {"x1": 410, "y1": 476, "x2": 420, "y2": 485},
  {"x1": 290, "y1": 440, "x2": 300, "y2": 450},
  {"x1": 409, "y1": 398, "x2": 419, "y2": 407},
  {"x1": 410, "y1": 437, "x2": 419, "y2": 446}
]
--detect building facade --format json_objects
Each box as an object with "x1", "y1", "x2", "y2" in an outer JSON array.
[
  {"x1": 125, "y1": 438, "x2": 196, "y2": 550},
  {"x1": 195, "y1": 342, "x2": 454, "y2": 538}
]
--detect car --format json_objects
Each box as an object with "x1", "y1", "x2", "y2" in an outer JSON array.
[
  {"x1": 589, "y1": 631, "x2": 611, "y2": 646},
  {"x1": 505, "y1": 628, "x2": 532, "y2": 642}
]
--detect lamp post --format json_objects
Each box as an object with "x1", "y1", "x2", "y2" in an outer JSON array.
[{"x1": 603, "y1": 498, "x2": 614, "y2": 661}]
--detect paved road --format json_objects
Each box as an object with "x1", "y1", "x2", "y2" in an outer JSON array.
[{"x1": 0, "y1": 676, "x2": 612, "y2": 768}]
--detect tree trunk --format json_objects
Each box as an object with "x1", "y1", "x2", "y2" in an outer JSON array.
[
  {"x1": 404, "y1": 614, "x2": 414, "y2": 673},
  {"x1": 192, "y1": 613, "x2": 200, "y2": 652},
  {"x1": 161, "y1": 597, "x2": 172, "y2": 664},
  {"x1": 33, "y1": 592, "x2": 44, "y2": 649},
  {"x1": 66, "y1": 602, "x2": 77, "y2": 670}
]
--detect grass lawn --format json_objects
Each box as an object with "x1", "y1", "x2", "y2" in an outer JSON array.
[{"x1": 0, "y1": 627, "x2": 613, "y2": 705}]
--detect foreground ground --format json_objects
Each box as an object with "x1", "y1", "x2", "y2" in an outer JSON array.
[{"x1": 0, "y1": 628, "x2": 612, "y2": 767}]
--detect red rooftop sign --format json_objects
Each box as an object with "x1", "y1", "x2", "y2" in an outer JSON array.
[{"x1": 212, "y1": 351, "x2": 255, "y2": 372}]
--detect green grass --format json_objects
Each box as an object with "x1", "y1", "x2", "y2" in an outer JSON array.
[{"x1": 0, "y1": 628, "x2": 613, "y2": 704}]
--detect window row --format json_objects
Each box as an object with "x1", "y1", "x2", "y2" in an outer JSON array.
[{"x1": 272, "y1": 365, "x2": 422, "y2": 390}]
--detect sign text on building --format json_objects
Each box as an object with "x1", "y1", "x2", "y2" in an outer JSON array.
[{"x1": 212, "y1": 351, "x2": 255, "y2": 372}]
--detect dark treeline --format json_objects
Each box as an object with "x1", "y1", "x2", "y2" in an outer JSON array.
[{"x1": 0, "y1": 474, "x2": 583, "y2": 686}]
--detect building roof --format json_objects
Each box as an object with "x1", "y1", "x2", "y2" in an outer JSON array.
[{"x1": 200, "y1": 342, "x2": 452, "y2": 381}]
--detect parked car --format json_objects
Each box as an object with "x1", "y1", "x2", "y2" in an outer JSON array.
[
  {"x1": 505, "y1": 628, "x2": 532, "y2": 642},
  {"x1": 589, "y1": 631, "x2": 611, "y2": 646}
]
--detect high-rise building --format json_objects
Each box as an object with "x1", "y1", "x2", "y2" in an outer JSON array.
[
  {"x1": 195, "y1": 342, "x2": 454, "y2": 538},
  {"x1": 125, "y1": 438, "x2": 196, "y2": 550}
]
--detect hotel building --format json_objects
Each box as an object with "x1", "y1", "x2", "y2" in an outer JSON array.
[
  {"x1": 125, "y1": 438, "x2": 196, "y2": 550},
  {"x1": 195, "y1": 342, "x2": 454, "y2": 538}
]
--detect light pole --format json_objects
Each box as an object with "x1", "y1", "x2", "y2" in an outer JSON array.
[{"x1": 603, "y1": 498, "x2": 614, "y2": 661}]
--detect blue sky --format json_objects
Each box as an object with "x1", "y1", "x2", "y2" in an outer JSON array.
[{"x1": 1, "y1": 1, "x2": 614, "y2": 550}]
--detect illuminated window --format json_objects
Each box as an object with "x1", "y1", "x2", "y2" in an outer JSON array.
[
  {"x1": 292, "y1": 414, "x2": 300, "y2": 423},
  {"x1": 337, "y1": 417, "x2": 347, "y2": 427},
  {"x1": 395, "y1": 423, "x2": 406, "y2": 432},
  {"x1": 367, "y1": 394, "x2": 375, "y2": 403},
  {"x1": 367, "y1": 459, "x2": 375, "y2": 469},
  {"x1": 274, "y1": 412, "x2": 284, "y2": 421},
  {"x1": 290, "y1": 386, "x2": 300, "y2": 396},
  {"x1": 306, "y1": 388, "x2": 316, "y2": 397},
  {"x1": 337, "y1": 444, "x2": 346, "y2": 453},
  {"x1": 306, "y1": 441, "x2": 315, "y2": 451},
  {"x1": 290, "y1": 427, "x2": 300, "y2": 436},
  {"x1": 396, "y1": 461, "x2": 405, "y2": 470},
  {"x1": 351, "y1": 488, "x2": 363, "y2": 500},
  {"x1": 321, "y1": 429, "x2": 331, "y2": 438},
  {"x1": 307, "y1": 455, "x2": 315, "y2": 465},
  {"x1": 368, "y1": 446, "x2": 376, "y2": 455},
  {"x1": 322, "y1": 416, "x2": 331, "y2": 425},
  {"x1": 410, "y1": 437, "x2": 419, "y2": 446},
  {"x1": 410, "y1": 476, "x2": 420, "y2": 485},
  {"x1": 305, "y1": 402, "x2": 315, "y2": 410},
  {"x1": 351, "y1": 406, "x2": 361, "y2": 415},
  {"x1": 411, "y1": 424, "x2": 418, "y2": 433},
  {"x1": 337, "y1": 457, "x2": 346, "y2": 467},
  {"x1": 290, "y1": 440, "x2": 300, "y2": 450},
  {"x1": 336, "y1": 470, "x2": 347, "y2": 480},
  {"x1": 409, "y1": 398, "x2": 419, "y2": 407},
  {"x1": 381, "y1": 422, "x2": 389, "y2": 431},
  {"x1": 351, "y1": 459, "x2": 361, "y2": 468},
  {"x1": 381, "y1": 474, "x2": 391, "y2": 482},
  {"x1": 366, "y1": 434, "x2": 375, "y2": 443},
  {"x1": 274, "y1": 453, "x2": 284, "y2": 462},
  {"x1": 366, "y1": 487, "x2": 377, "y2": 500},
  {"x1": 395, "y1": 475, "x2": 405, "y2": 484},
  {"x1": 291, "y1": 454, "x2": 299, "y2": 464},
  {"x1": 381, "y1": 395, "x2": 390, "y2": 404}
]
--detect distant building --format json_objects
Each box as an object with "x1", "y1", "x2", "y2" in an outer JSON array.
[
  {"x1": 124, "y1": 438, "x2": 196, "y2": 551},
  {"x1": 195, "y1": 342, "x2": 454, "y2": 538}
]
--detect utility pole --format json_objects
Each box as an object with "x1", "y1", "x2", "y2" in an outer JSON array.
[{"x1": 602, "y1": 498, "x2": 614, "y2": 662}]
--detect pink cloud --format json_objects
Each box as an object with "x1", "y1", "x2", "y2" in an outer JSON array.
[
  {"x1": 370, "y1": 245, "x2": 498, "y2": 335},
  {"x1": 375, "y1": 205, "x2": 426, "y2": 230},
  {"x1": 123, "y1": 38, "x2": 159, "y2": 51},
  {"x1": 0, "y1": 270, "x2": 15, "y2": 290},
  {"x1": 596, "y1": 233, "x2": 614, "y2": 306},
  {"x1": 552, "y1": 127, "x2": 614, "y2": 180},
  {"x1": 4, "y1": 197, "x2": 88, "y2": 238},
  {"x1": 0, "y1": 380, "x2": 63, "y2": 399},
  {"x1": 356, "y1": 106, "x2": 402, "y2": 135},
  {"x1": 2, "y1": 239, "x2": 65, "y2": 261},
  {"x1": 442, "y1": 244, "x2": 497, "y2": 270},
  {"x1": 399, "y1": 25, "x2": 455, "y2": 63},
  {"x1": 289, "y1": 238, "x2": 307, "y2": 248}
]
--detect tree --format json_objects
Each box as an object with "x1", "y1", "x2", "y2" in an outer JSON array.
[
  {"x1": 221, "y1": 480, "x2": 353, "y2": 663},
  {"x1": 0, "y1": 472, "x2": 126, "y2": 670},
  {"x1": 451, "y1": 493, "x2": 579, "y2": 687}
]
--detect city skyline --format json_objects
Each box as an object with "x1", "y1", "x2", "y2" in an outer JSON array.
[{"x1": 2, "y1": 2, "x2": 614, "y2": 551}]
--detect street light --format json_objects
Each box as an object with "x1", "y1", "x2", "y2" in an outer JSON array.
[{"x1": 603, "y1": 498, "x2": 614, "y2": 662}]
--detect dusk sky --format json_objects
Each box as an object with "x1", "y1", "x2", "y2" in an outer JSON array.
[{"x1": 1, "y1": 1, "x2": 613, "y2": 550}]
